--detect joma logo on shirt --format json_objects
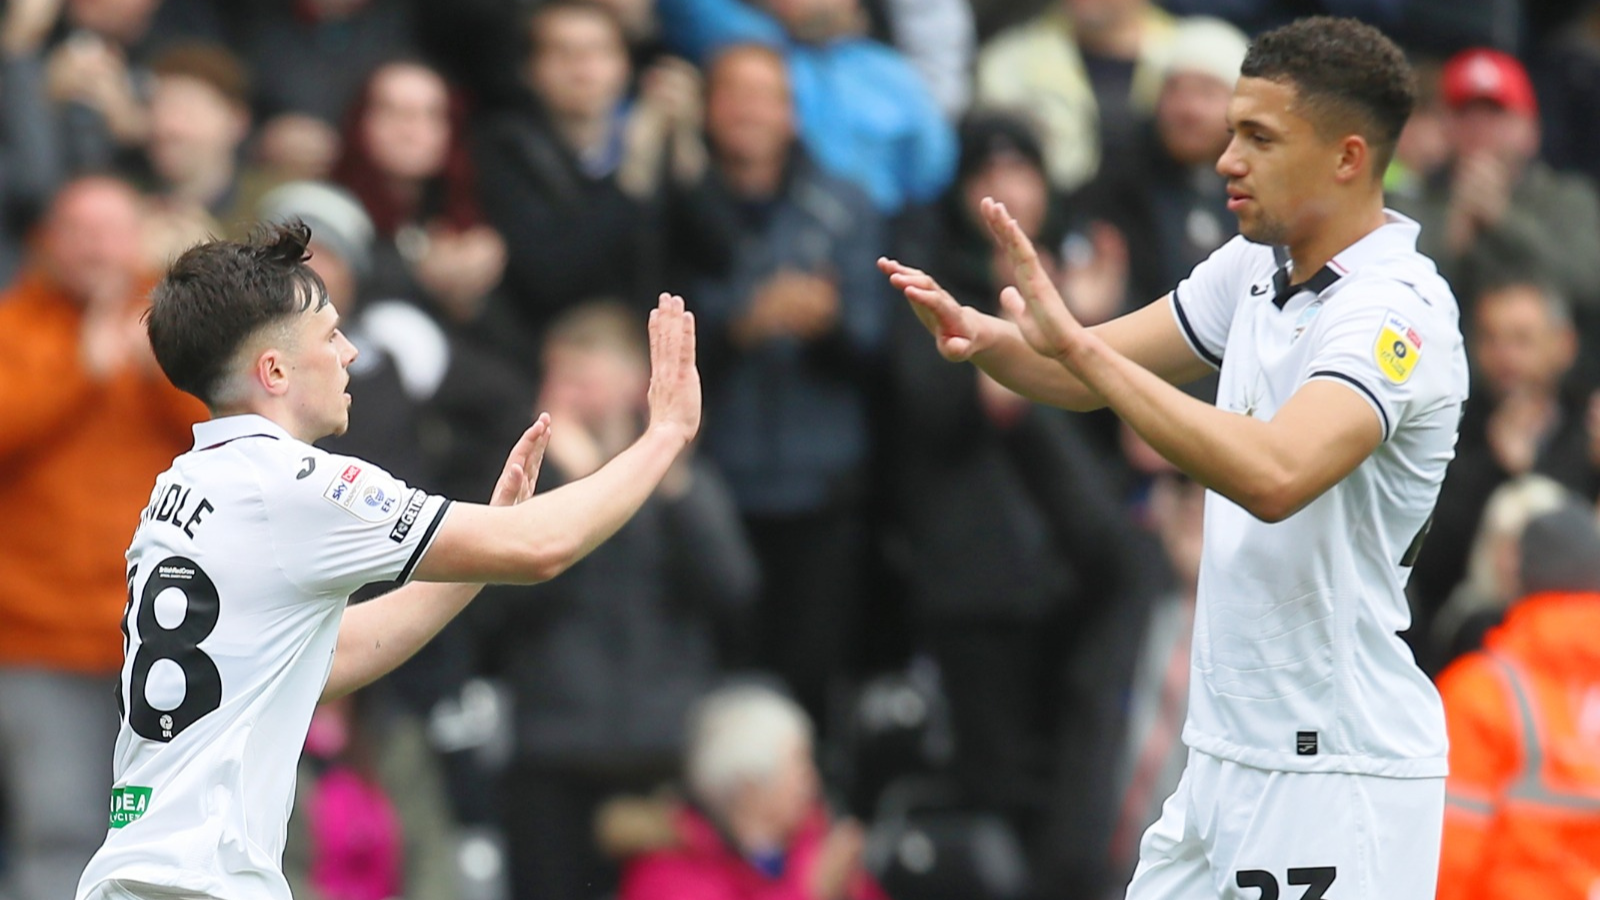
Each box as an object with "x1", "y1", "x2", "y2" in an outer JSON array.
[{"x1": 109, "y1": 786, "x2": 153, "y2": 828}]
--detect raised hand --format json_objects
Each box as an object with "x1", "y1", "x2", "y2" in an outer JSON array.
[
  {"x1": 489, "y1": 413, "x2": 552, "y2": 506},
  {"x1": 981, "y1": 197, "x2": 1084, "y2": 361},
  {"x1": 646, "y1": 293, "x2": 701, "y2": 441},
  {"x1": 878, "y1": 256, "x2": 986, "y2": 362}
]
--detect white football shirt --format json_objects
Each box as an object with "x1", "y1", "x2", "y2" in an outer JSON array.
[
  {"x1": 75, "y1": 414, "x2": 452, "y2": 900},
  {"x1": 1169, "y1": 211, "x2": 1468, "y2": 777}
]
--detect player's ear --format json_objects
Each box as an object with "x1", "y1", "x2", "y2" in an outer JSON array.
[
  {"x1": 1333, "y1": 134, "x2": 1369, "y2": 185},
  {"x1": 256, "y1": 348, "x2": 290, "y2": 397}
]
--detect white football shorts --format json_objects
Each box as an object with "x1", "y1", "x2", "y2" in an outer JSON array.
[{"x1": 1126, "y1": 748, "x2": 1444, "y2": 900}]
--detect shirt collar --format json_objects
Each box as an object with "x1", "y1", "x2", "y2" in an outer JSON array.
[
  {"x1": 1270, "y1": 209, "x2": 1421, "y2": 310},
  {"x1": 191, "y1": 414, "x2": 295, "y2": 451}
]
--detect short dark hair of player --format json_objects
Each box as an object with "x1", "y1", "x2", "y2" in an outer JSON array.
[
  {"x1": 147, "y1": 221, "x2": 329, "y2": 408},
  {"x1": 1241, "y1": 16, "x2": 1416, "y2": 176}
]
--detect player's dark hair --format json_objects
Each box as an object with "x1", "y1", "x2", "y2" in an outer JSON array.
[
  {"x1": 147, "y1": 221, "x2": 328, "y2": 407},
  {"x1": 1241, "y1": 17, "x2": 1415, "y2": 175}
]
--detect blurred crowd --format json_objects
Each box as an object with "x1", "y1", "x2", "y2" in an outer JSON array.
[{"x1": 1, "y1": 0, "x2": 1599, "y2": 899}]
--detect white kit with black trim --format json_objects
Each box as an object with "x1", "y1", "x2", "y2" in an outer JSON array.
[
  {"x1": 76, "y1": 414, "x2": 451, "y2": 900},
  {"x1": 1168, "y1": 210, "x2": 1469, "y2": 777}
]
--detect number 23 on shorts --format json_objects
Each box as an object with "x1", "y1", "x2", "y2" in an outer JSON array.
[{"x1": 1236, "y1": 866, "x2": 1336, "y2": 900}]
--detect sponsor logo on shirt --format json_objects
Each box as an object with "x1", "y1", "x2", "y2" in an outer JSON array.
[
  {"x1": 1374, "y1": 311, "x2": 1422, "y2": 384},
  {"x1": 109, "y1": 786, "x2": 153, "y2": 828},
  {"x1": 323, "y1": 466, "x2": 402, "y2": 522},
  {"x1": 1296, "y1": 731, "x2": 1319, "y2": 756},
  {"x1": 391, "y1": 490, "x2": 427, "y2": 543}
]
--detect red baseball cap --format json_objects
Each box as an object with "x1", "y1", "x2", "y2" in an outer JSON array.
[{"x1": 1441, "y1": 48, "x2": 1538, "y2": 117}]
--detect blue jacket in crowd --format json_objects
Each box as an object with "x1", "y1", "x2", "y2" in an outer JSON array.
[{"x1": 656, "y1": 0, "x2": 956, "y2": 215}]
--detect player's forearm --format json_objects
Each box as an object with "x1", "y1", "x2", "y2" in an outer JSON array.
[
  {"x1": 322, "y1": 581, "x2": 482, "y2": 701},
  {"x1": 1060, "y1": 332, "x2": 1304, "y2": 521},
  {"x1": 971, "y1": 317, "x2": 1105, "y2": 411},
  {"x1": 423, "y1": 423, "x2": 690, "y2": 584},
  {"x1": 522, "y1": 423, "x2": 688, "y2": 576}
]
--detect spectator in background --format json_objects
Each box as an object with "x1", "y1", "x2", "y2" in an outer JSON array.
[
  {"x1": 333, "y1": 60, "x2": 507, "y2": 331},
  {"x1": 1076, "y1": 16, "x2": 1245, "y2": 313},
  {"x1": 1412, "y1": 281, "x2": 1596, "y2": 669},
  {"x1": 976, "y1": 0, "x2": 1177, "y2": 192},
  {"x1": 1435, "y1": 498, "x2": 1600, "y2": 900},
  {"x1": 1109, "y1": 466, "x2": 1206, "y2": 887},
  {"x1": 1391, "y1": 48, "x2": 1600, "y2": 314},
  {"x1": 143, "y1": 42, "x2": 278, "y2": 237},
  {"x1": 1429, "y1": 475, "x2": 1569, "y2": 672},
  {"x1": 283, "y1": 690, "x2": 460, "y2": 900},
  {"x1": 39, "y1": 0, "x2": 224, "y2": 174},
  {"x1": 887, "y1": 113, "x2": 1168, "y2": 890},
  {"x1": 655, "y1": 0, "x2": 957, "y2": 219},
  {"x1": 0, "y1": 176, "x2": 206, "y2": 900},
  {"x1": 692, "y1": 43, "x2": 889, "y2": 724},
  {"x1": 0, "y1": 0, "x2": 69, "y2": 283},
  {"x1": 476, "y1": 1, "x2": 733, "y2": 343},
  {"x1": 1385, "y1": 57, "x2": 1451, "y2": 204},
  {"x1": 473, "y1": 301, "x2": 757, "y2": 900},
  {"x1": 1532, "y1": 1, "x2": 1600, "y2": 192},
  {"x1": 868, "y1": 0, "x2": 975, "y2": 119},
  {"x1": 235, "y1": 0, "x2": 418, "y2": 180},
  {"x1": 612, "y1": 684, "x2": 888, "y2": 900}
]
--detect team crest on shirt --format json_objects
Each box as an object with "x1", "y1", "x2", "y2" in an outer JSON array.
[
  {"x1": 1291, "y1": 299, "x2": 1325, "y2": 342},
  {"x1": 323, "y1": 467, "x2": 402, "y2": 522},
  {"x1": 1373, "y1": 311, "x2": 1423, "y2": 384}
]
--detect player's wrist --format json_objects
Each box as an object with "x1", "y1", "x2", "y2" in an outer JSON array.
[{"x1": 644, "y1": 418, "x2": 695, "y2": 450}]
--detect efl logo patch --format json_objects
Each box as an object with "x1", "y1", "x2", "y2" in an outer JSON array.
[{"x1": 1373, "y1": 312, "x2": 1422, "y2": 384}]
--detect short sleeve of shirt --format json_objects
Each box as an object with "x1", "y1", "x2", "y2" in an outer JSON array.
[
  {"x1": 1300, "y1": 286, "x2": 1444, "y2": 442},
  {"x1": 1170, "y1": 236, "x2": 1258, "y2": 369},
  {"x1": 270, "y1": 455, "x2": 452, "y2": 596}
]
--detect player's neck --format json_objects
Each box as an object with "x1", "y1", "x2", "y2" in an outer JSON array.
[
  {"x1": 1287, "y1": 195, "x2": 1388, "y2": 281},
  {"x1": 210, "y1": 399, "x2": 323, "y2": 445}
]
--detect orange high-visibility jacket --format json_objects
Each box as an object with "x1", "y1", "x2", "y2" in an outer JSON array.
[{"x1": 1436, "y1": 591, "x2": 1600, "y2": 900}]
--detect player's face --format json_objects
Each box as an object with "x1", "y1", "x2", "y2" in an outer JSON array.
[
  {"x1": 284, "y1": 301, "x2": 358, "y2": 440},
  {"x1": 1216, "y1": 77, "x2": 1340, "y2": 248}
]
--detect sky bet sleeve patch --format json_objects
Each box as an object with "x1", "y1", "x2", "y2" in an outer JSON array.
[
  {"x1": 1374, "y1": 311, "x2": 1422, "y2": 384},
  {"x1": 322, "y1": 463, "x2": 402, "y2": 523}
]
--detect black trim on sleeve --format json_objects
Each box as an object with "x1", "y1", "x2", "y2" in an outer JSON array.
[
  {"x1": 398, "y1": 499, "x2": 452, "y2": 583},
  {"x1": 1172, "y1": 287, "x2": 1223, "y2": 368},
  {"x1": 1309, "y1": 370, "x2": 1391, "y2": 440}
]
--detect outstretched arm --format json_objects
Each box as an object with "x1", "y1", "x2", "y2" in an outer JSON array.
[
  {"x1": 412, "y1": 293, "x2": 701, "y2": 584},
  {"x1": 981, "y1": 199, "x2": 1381, "y2": 522},
  {"x1": 323, "y1": 415, "x2": 553, "y2": 701},
  {"x1": 878, "y1": 259, "x2": 1209, "y2": 412}
]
